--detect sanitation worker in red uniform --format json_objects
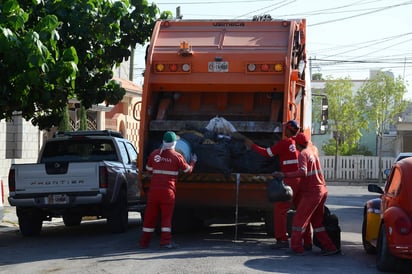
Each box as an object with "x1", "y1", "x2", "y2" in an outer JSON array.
[
  {"x1": 139, "y1": 131, "x2": 196, "y2": 249},
  {"x1": 245, "y1": 120, "x2": 311, "y2": 250},
  {"x1": 275, "y1": 132, "x2": 339, "y2": 255}
]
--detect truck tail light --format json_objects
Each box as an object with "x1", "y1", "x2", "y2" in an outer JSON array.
[
  {"x1": 247, "y1": 64, "x2": 256, "y2": 72},
  {"x1": 99, "y1": 166, "x2": 108, "y2": 189},
  {"x1": 155, "y1": 64, "x2": 165, "y2": 72},
  {"x1": 169, "y1": 64, "x2": 178, "y2": 72},
  {"x1": 182, "y1": 63, "x2": 191, "y2": 72},
  {"x1": 8, "y1": 169, "x2": 15, "y2": 192},
  {"x1": 260, "y1": 64, "x2": 269, "y2": 72},
  {"x1": 395, "y1": 217, "x2": 412, "y2": 235},
  {"x1": 247, "y1": 63, "x2": 283, "y2": 73},
  {"x1": 274, "y1": 63, "x2": 284, "y2": 72},
  {"x1": 154, "y1": 63, "x2": 191, "y2": 73}
]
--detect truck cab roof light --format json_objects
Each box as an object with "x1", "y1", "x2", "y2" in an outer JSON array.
[
  {"x1": 160, "y1": 21, "x2": 171, "y2": 28},
  {"x1": 178, "y1": 41, "x2": 193, "y2": 56}
]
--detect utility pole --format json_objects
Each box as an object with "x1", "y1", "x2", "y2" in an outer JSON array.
[
  {"x1": 309, "y1": 56, "x2": 312, "y2": 80},
  {"x1": 176, "y1": 6, "x2": 183, "y2": 19},
  {"x1": 129, "y1": 48, "x2": 134, "y2": 81}
]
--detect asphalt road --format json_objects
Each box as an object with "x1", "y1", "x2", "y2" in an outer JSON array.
[{"x1": 0, "y1": 185, "x2": 409, "y2": 274}]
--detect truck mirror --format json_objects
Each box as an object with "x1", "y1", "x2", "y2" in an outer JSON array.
[
  {"x1": 312, "y1": 94, "x2": 329, "y2": 135},
  {"x1": 321, "y1": 97, "x2": 328, "y2": 123}
]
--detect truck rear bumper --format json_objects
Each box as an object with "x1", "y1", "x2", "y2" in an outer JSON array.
[{"x1": 8, "y1": 194, "x2": 103, "y2": 207}]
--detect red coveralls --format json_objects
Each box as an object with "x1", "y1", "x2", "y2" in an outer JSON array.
[
  {"x1": 251, "y1": 138, "x2": 309, "y2": 243},
  {"x1": 284, "y1": 145, "x2": 337, "y2": 253},
  {"x1": 139, "y1": 148, "x2": 193, "y2": 248}
]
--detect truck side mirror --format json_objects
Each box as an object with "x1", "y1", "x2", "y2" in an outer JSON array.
[{"x1": 321, "y1": 97, "x2": 328, "y2": 125}]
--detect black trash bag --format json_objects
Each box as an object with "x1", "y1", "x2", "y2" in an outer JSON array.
[
  {"x1": 229, "y1": 139, "x2": 280, "y2": 173},
  {"x1": 313, "y1": 206, "x2": 341, "y2": 250},
  {"x1": 232, "y1": 150, "x2": 279, "y2": 173},
  {"x1": 178, "y1": 131, "x2": 205, "y2": 150},
  {"x1": 192, "y1": 141, "x2": 231, "y2": 176},
  {"x1": 266, "y1": 178, "x2": 293, "y2": 202}
]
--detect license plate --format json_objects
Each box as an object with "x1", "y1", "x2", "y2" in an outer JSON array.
[
  {"x1": 208, "y1": 61, "x2": 228, "y2": 72},
  {"x1": 48, "y1": 194, "x2": 69, "y2": 205}
]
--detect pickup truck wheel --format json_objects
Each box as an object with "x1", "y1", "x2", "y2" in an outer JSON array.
[
  {"x1": 107, "y1": 188, "x2": 128, "y2": 233},
  {"x1": 17, "y1": 207, "x2": 43, "y2": 237},
  {"x1": 63, "y1": 214, "x2": 82, "y2": 227}
]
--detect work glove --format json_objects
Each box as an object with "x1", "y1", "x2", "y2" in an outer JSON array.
[
  {"x1": 272, "y1": 171, "x2": 285, "y2": 179},
  {"x1": 244, "y1": 138, "x2": 254, "y2": 149}
]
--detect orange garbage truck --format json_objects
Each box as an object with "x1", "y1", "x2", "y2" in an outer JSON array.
[{"x1": 137, "y1": 18, "x2": 326, "y2": 234}]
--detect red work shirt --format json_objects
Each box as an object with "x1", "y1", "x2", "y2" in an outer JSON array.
[
  {"x1": 145, "y1": 148, "x2": 193, "y2": 193},
  {"x1": 251, "y1": 138, "x2": 299, "y2": 172},
  {"x1": 284, "y1": 146, "x2": 326, "y2": 194}
]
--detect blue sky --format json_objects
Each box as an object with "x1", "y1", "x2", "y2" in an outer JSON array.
[{"x1": 132, "y1": 0, "x2": 412, "y2": 99}]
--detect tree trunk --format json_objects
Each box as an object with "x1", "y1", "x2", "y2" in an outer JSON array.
[
  {"x1": 334, "y1": 138, "x2": 338, "y2": 180},
  {"x1": 378, "y1": 132, "x2": 383, "y2": 184}
]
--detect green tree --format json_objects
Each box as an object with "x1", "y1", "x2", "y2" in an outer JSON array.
[
  {"x1": 312, "y1": 73, "x2": 323, "y2": 80},
  {"x1": 79, "y1": 104, "x2": 87, "y2": 130},
  {"x1": 321, "y1": 77, "x2": 368, "y2": 179},
  {"x1": 356, "y1": 71, "x2": 408, "y2": 183},
  {"x1": 58, "y1": 105, "x2": 71, "y2": 131},
  {"x1": 0, "y1": 0, "x2": 78, "y2": 128},
  {"x1": 1, "y1": 0, "x2": 171, "y2": 130}
]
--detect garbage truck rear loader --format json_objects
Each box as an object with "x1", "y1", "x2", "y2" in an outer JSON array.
[{"x1": 137, "y1": 19, "x2": 321, "y2": 233}]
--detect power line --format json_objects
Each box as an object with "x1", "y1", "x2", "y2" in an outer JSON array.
[
  {"x1": 307, "y1": 1, "x2": 412, "y2": 27},
  {"x1": 311, "y1": 58, "x2": 412, "y2": 64}
]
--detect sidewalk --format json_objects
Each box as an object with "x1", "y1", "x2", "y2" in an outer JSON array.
[{"x1": 0, "y1": 205, "x2": 18, "y2": 228}]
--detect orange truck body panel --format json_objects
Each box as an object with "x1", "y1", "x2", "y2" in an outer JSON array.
[{"x1": 138, "y1": 19, "x2": 311, "y2": 223}]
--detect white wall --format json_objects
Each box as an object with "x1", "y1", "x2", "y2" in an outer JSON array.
[{"x1": 0, "y1": 119, "x2": 41, "y2": 204}]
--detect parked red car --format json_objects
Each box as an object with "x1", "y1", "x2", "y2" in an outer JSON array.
[{"x1": 362, "y1": 157, "x2": 412, "y2": 272}]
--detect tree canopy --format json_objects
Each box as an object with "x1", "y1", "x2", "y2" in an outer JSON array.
[
  {"x1": 0, "y1": 0, "x2": 170, "y2": 129},
  {"x1": 355, "y1": 71, "x2": 408, "y2": 182},
  {"x1": 322, "y1": 77, "x2": 368, "y2": 156}
]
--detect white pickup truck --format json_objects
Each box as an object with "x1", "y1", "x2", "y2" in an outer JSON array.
[{"x1": 8, "y1": 130, "x2": 144, "y2": 236}]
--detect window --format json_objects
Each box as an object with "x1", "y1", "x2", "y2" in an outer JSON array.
[
  {"x1": 386, "y1": 166, "x2": 402, "y2": 196},
  {"x1": 125, "y1": 142, "x2": 138, "y2": 164}
]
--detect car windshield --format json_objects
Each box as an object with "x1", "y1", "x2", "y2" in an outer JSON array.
[{"x1": 40, "y1": 140, "x2": 118, "y2": 163}]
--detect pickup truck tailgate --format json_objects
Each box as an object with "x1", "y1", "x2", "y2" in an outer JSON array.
[{"x1": 12, "y1": 163, "x2": 101, "y2": 194}]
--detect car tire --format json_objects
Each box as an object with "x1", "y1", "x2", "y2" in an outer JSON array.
[
  {"x1": 63, "y1": 213, "x2": 82, "y2": 227},
  {"x1": 376, "y1": 223, "x2": 397, "y2": 272},
  {"x1": 362, "y1": 209, "x2": 377, "y2": 254},
  {"x1": 17, "y1": 207, "x2": 43, "y2": 237},
  {"x1": 107, "y1": 187, "x2": 128, "y2": 233}
]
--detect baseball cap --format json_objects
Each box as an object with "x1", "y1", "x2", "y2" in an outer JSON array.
[
  {"x1": 295, "y1": 132, "x2": 309, "y2": 147},
  {"x1": 284, "y1": 120, "x2": 300, "y2": 133},
  {"x1": 163, "y1": 131, "x2": 178, "y2": 143}
]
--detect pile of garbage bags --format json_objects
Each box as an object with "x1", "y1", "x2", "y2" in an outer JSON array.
[{"x1": 177, "y1": 117, "x2": 280, "y2": 176}]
